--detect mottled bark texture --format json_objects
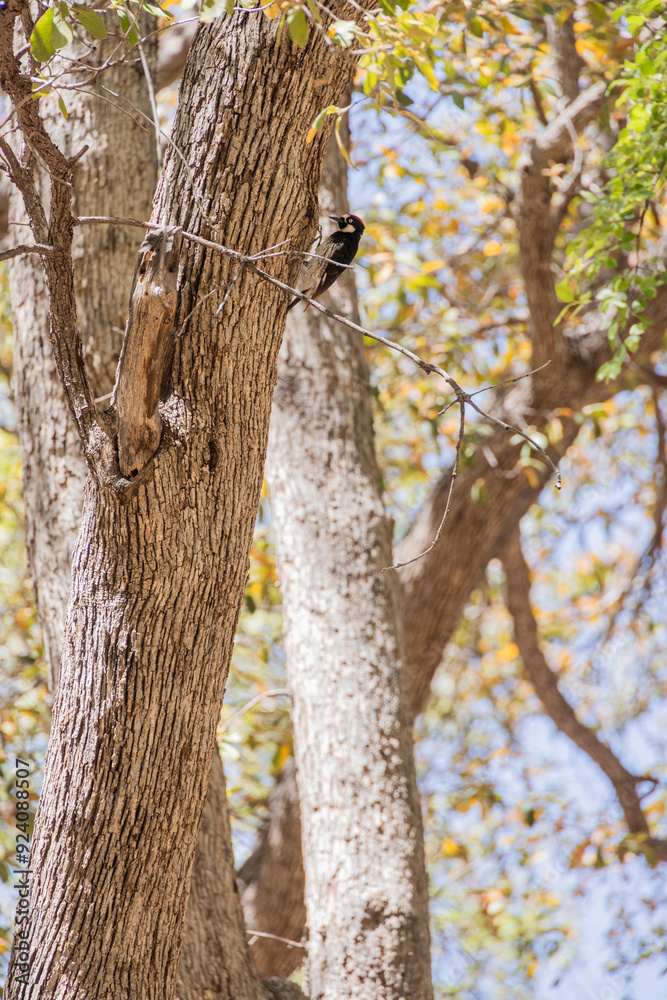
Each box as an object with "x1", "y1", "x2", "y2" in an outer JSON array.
[
  {"x1": 266, "y1": 140, "x2": 433, "y2": 1000},
  {"x1": 4, "y1": 7, "x2": 371, "y2": 999},
  {"x1": 8, "y1": 11, "x2": 157, "y2": 684}
]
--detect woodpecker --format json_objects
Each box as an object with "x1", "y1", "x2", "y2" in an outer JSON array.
[{"x1": 287, "y1": 214, "x2": 365, "y2": 312}]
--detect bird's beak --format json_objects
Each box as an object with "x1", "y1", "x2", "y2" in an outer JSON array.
[{"x1": 328, "y1": 215, "x2": 339, "y2": 222}]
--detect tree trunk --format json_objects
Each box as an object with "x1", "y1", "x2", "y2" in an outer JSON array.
[
  {"x1": 5, "y1": 9, "x2": 371, "y2": 999},
  {"x1": 9, "y1": 12, "x2": 157, "y2": 684},
  {"x1": 238, "y1": 760, "x2": 306, "y2": 978},
  {"x1": 265, "y1": 138, "x2": 433, "y2": 1000},
  {"x1": 178, "y1": 747, "x2": 265, "y2": 1000},
  {"x1": 7, "y1": 20, "x2": 256, "y2": 995}
]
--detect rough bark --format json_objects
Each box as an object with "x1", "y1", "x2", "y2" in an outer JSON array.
[
  {"x1": 266, "y1": 138, "x2": 433, "y2": 1000},
  {"x1": 4, "y1": 7, "x2": 371, "y2": 999},
  {"x1": 238, "y1": 760, "x2": 306, "y2": 978},
  {"x1": 178, "y1": 747, "x2": 266, "y2": 1000},
  {"x1": 6, "y1": 20, "x2": 250, "y2": 994}
]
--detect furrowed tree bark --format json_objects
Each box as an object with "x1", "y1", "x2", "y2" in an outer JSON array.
[
  {"x1": 178, "y1": 747, "x2": 268, "y2": 1000},
  {"x1": 4, "y1": 6, "x2": 373, "y2": 998},
  {"x1": 266, "y1": 137, "x2": 433, "y2": 1000}
]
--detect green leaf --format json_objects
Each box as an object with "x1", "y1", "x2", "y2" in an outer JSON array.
[
  {"x1": 52, "y1": 3, "x2": 74, "y2": 48},
  {"x1": 31, "y1": 10, "x2": 56, "y2": 62},
  {"x1": 117, "y1": 9, "x2": 139, "y2": 43},
  {"x1": 311, "y1": 105, "x2": 337, "y2": 132},
  {"x1": 30, "y1": 5, "x2": 73, "y2": 62},
  {"x1": 58, "y1": 94, "x2": 68, "y2": 119},
  {"x1": 596, "y1": 357, "x2": 622, "y2": 383},
  {"x1": 287, "y1": 6, "x2": 308, "y2": 48},
  {"x1": 555, "y1": 282, "x2": 574, "y2": 303},
  {"x1": 452, "y1": 91, "x2": 465, "y2": 111},
  {"x1": 394, "y1": 89, "x2": 413, "y2": 107},
  {"x1": 142, "y1": 2, "x2": 173, "y2": 17},
  {"x1": 72, "y1": 5, "x2": 107, "y2": 38},
  {"x1": 334, "y1": 116, "x2": 353, "y2": 168}
]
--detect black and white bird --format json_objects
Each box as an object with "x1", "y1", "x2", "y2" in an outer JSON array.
[{"x1": 287, "y1": 214, "x2": 365, "y2": 312}]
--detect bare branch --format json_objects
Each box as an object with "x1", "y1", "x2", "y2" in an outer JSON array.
[
  {"x1": 503, "y1": 529, "x2": 667, "y2": 863},
  {"x1": 219, "y1": 689, "x2": 291, "y2": 735},
  {"x1": 529, "y1": 81, "x2": 607, "y2": 171},
  {"x1": 246, "y1": 930, "x2": 305, "y2": 950},
  {"x1": 72, "y1": 213, "x2": 561, "y2": 492},
  {"x1": 0, "y1": 241, "x2": 54, "y2": 261}
]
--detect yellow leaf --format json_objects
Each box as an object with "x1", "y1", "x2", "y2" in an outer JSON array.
[
  {"x1": 441, "y1": 837, "x2": 464, "y2": 857},
  {"x1": 306, "y1": 127, "x2": 317, "y2": 144},
  {"x1": 263, "y1": 3, "x2": 281, "y2": 18},
  {"x1": 483, "y1": 239, "x2": 503, "y2": 257},
  {"x1": 522, "y1": 466, "x2": 540, "y2": 488},
  {"x1": 335, "y1": 117, "x2": 353, "y2": 167},
  {"x1": 497, "y1": 642, "x2": 519, "y2": 662}
]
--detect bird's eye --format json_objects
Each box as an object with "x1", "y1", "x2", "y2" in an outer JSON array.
[{"x1": 347, "y1": 217, "x2": 353, "y2": 224}]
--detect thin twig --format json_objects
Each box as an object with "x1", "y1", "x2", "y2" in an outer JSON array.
[
  {"x1": 215, "y1": 263, "x2": 246, "y2": 317},
  {"x1": 176, "y1": 283, "x2": 227, "y2": 340},
  {"x1": 246, "y1": 929, "x2": 305, "y2": 949},
  {"x1": 438, "y1": 361, "x2": 551, "y2": 415},
  {"x1": 72, "y1": 214, "x2": 563, "y2": 518},
  {"x1": 219, "y1": 688, "x2": 291, "y2": 735},
  {"x1": 0, "y1": 242, "x2": 54, "y2": 261},
  {"x1": 384, "y1": 399, "x2": 466, "y2": 572},
  {"x1": 137, "y1": 41, "x2": 161, "y2": 153}
]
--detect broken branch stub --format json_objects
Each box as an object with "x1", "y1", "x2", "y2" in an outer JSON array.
[{"x1": 113, "y1": 228, "x2": 180, "y2": 477}]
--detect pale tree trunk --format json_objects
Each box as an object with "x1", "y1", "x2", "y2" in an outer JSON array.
[
  {"x1": 265, "y1": 137, "x2": 433, "y2": 1000},
  {"x1": 9, "y1": 11, "x2": 157, "y2": 684},
  {"x1": 3, "y1": 6, "x2": 374, "y2": 998}
]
